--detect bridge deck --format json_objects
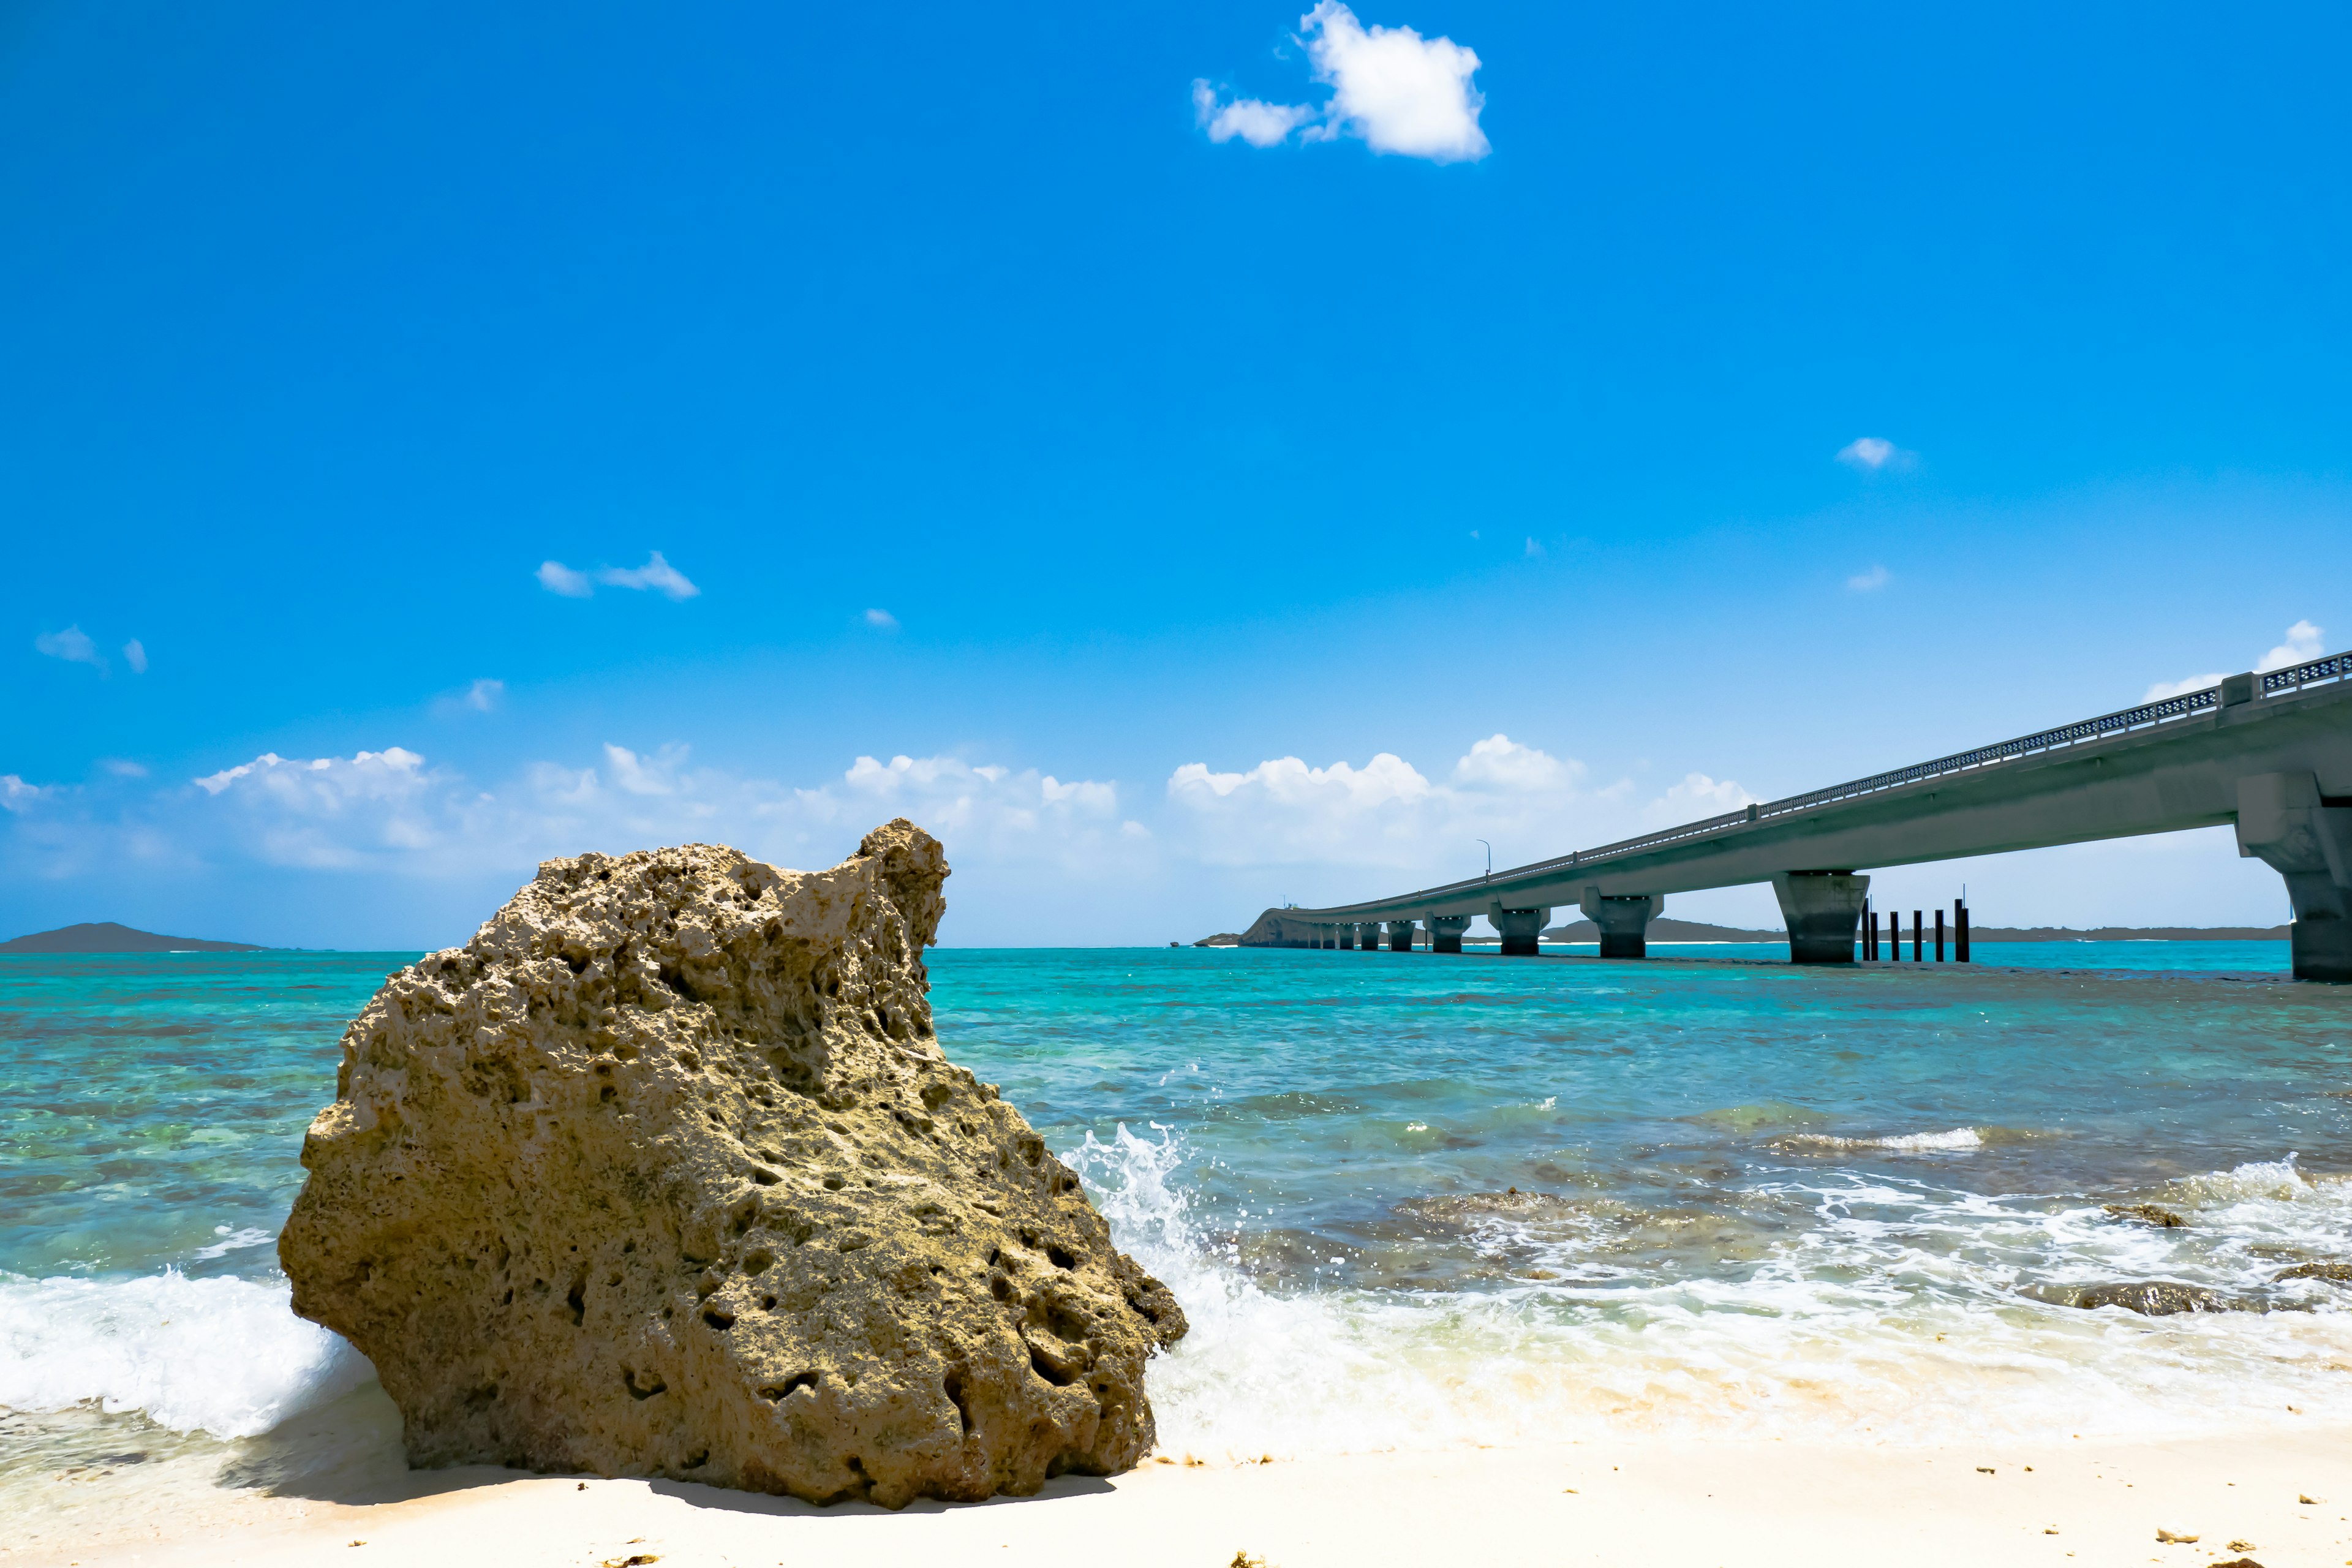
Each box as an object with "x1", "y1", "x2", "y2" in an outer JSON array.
[{"x1": 1257, "y1": 655, "x2": 2352, "y2": 929}]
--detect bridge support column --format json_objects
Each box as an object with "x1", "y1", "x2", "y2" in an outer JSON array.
[
  {"x1": 1335, "y1": 924, "x2": 1354, "y2": 950},
  {"x1": 1356, "y1": 921, "x2": 1384, "y2": 951},
  {"x1": 1387, "y1": 919, "x2": 1416, "y2": 952},
  {"x1": 1428, "y1": 914, "x2": 1471, "y2": 954},
  {"x1": 1771, "y1": 871, "x2": 1870, "y2": 965},
  {"x1": 1581, "y1": 888, "x2": 1661, "y2": 958},
  {"x1": 1488, "y1": 902, "x2": 1552, "y2": 957},
  {"x1": 2237, "y1": 772, "x2": 2352, "y2": 982}
]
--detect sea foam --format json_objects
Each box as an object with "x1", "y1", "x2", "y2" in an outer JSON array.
[
  {"x1": 0, "y1": 1270, "x2": 373, "y2": 1438},
  {"x1": 1067, "y1": 1128, "x2": 2352, "y2": 1458}
]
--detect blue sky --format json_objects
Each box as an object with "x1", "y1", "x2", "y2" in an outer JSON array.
[{"x1": 4, "y1": 1, "x2": 2347, "y2": 947}]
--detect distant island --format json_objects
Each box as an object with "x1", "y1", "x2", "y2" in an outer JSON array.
[{"x1": 0, "y1": 922, "x2": 268, "y2": 954}]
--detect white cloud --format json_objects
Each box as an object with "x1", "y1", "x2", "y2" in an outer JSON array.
[
  {"x1": 1835, "y1": 436, "x2": 1915, "y2": 472},
  {"x1": 189, "y1": 748, "x2": 440, "y2": 869},
  {"x1": 1847, "y1": 564, "x2": 1890, "y2": 592},
  {"x1": 1643, "y1": 771, "x2": 1759, "y2": 824},
  {"x1": 597, "y1": 552, "x2": 699, "y2": 601},
  {"x1": 1191, "y1": 4, "x2": 1488, "y2": 163},
  {"x1": 1168, "y1": 739, "x2": 1600, "y2": 872},
  {"x1": 864, "y1": 608, "x2": 900, "y2": 631},
  {"x1": 603, "y1": 742, "x2": 687, "y2": 797},
  {"x1": 1452, "y1": 733, "x2": 1579, "y2": 792},
  {"x1": 429, "y1": 678, "x2": 507, "y2": 718},
  {"x1": 1302, "y1": 2, "x2": 1488, "y2": 162},
  {"x1": 122, "y1": 639, "x2": 148, "y2": 674},
  {"x1": 2141, "y1": 621, "x2": 2328, "y2": 703},
  {"x1": 2257, "y1": 619, "x2": 2323, "y2": 673},
  {"x1": 538, "y1": 552, "x2": 699, "y2": 601},
  {"x1": 1524, "y1": 537, "x2": 1544, "y2": 559},
  {"x1": 35, "y1": 626, "x2": 105, "y2": 671},
  {"x1": 537, "y1": 560, "x2": 594, "y2": 597},
  {"x1": 159, "y1": 740, "x2": 1129, "y2": 884},
  {"x1": 102, "y1": 759, "x2": 148, "y2": 778},
  {"x1": 1, "y1": 774, "x2": 47, "y2": 812},
  {"x1": 1191, "y1": 79, "x2": 1316, "y2": 146},
  {"x1": 2141, "y1": 673, "x2": 2223, "y2": 703}
]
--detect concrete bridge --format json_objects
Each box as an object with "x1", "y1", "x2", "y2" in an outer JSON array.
[{"x1": 1240, "y1": 653, "x2": 2352, "y2": 982}]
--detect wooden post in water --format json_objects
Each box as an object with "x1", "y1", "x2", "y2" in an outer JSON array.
[
  {"x1": 1956, "y1": 900, "x2": 1970, "y2": 962},
  {"x1": 1912, "y1": 910, "x2": 1923, "y2": 962},
  {"x1": 1935, "y1": 908, "x2": 1945, "y2": 961}
]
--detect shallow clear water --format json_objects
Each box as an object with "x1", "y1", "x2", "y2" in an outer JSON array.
[{"x1": 4, "y1": 943, "x2": 2350, "y2": 1491}]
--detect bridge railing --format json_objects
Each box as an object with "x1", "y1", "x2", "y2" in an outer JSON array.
[
  {"x1": 1285, "y1": 650, "x2": 2348, "y2": 919},
  {"x1": 2264, "y1": 651, "x2": 2348, "y2": 696}
]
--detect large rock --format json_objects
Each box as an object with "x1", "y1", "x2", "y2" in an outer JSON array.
[{"x1": 280, "y1": 821, "x2": 1185, "y2": 1506}]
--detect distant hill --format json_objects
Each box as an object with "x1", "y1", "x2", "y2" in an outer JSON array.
[
  {"x1": 1959, "y1": 924, "x2": 2288, "y2": 942},
  {"x1": 0, "y1": 922, "x2": 268, "y2": 954}
]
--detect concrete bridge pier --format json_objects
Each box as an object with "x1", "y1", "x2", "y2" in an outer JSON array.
[
  {"x1": 1335, "y1": 924, "x2": 1354, "y2": 950},
  {"x1": 2237, "y1": 771, "x2": 2352, "y2": 982},
  {"x1": 1428, "y1": 914, "x2": 1472, "y2": 954},
  {"x1": 1387, "y1": 919, "x2": 1417, "y2": 952},
  {"x1": 1771, "y1": 871, "x2": 1871, "y2": 965},
  {"x1": 1356, "y1": 921, "x2": 1384, "y2": 951},
  {"x1": 1488, "y1": 901, "x2": 1552, "y2": 956},
  {"x1": 1581, "y1": 889, "x2": 1662, "y2": 958}
]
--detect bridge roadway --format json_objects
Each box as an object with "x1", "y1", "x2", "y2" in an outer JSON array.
[{"x1": 1241, "y1": 654, "x2": 2352, "y2": 981}]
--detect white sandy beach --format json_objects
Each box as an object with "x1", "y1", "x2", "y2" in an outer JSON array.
[{"x1": 23, "y1": 1420, "x2": 2352, "y2": 1568}]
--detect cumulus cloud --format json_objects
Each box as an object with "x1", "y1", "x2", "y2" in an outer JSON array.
[
  {"x1": 1191, "y1": 79, "x2": 1315, "y2": 146},
  {"x1": 120, "y1": 739, "x2": 1134, "y2": 890},
  {"x1": 1847, "y1": 564, "x2": 1890, "y2": 593},
  {"x1": 2257, "y1": 619, "x2": 2324, "y2": 673},
  {"x1": 603, "y1": 742, "x2": 687, "y2": 797},
  {"x1": 537, "y1": 560, "x2": 594, "y2": 597},
  {"x1": 1303, "y1": 2, "x2": 1488, "y2": 161},
  {"x1": 35, "y1": 626, "x2": 105, "y2": 671},
  {"x1": 1, "y1": 774, "x2": 47, "y2": 812},
  {"x1": 1835, "y1": 437, "x2": 1915, "y2": 472},
  {"x1": 597, "y1": 552, "x2": 699, "y2": 600},
  {"x1": 1452, "y1": 733, "x2": 1579, "y2": 793},
  {"x1": 2141, "y1": 672, "x2": 2223, "y2": 703},
  {"x1": 123, "y1": 639, "x2": 148, "y2": 674},
  {"x1": 864, "y1": 608, "x2": 900, "y2": 632},
  {"x1": 537, "y1": 553, "x2": 698, "y2": 601},
  {"x1": 190, "y1": 748, "x2": 441, "y2": 869},
  {"x1": 432, "y1": 678, "x2": 505, "y2": 718},
  {"x1": 1168, "y1": 735, "x2": 1604, "y2": 872},
  {"x1": 2143, "y1": 620, "x2": 2328, "y2": 703},
  {"x1": 1191, "y1": 3, "x2": 1489, "y2": 162},
  {"x1": 1642, "y1": 771, "x2": 1759, "y2": 825}
]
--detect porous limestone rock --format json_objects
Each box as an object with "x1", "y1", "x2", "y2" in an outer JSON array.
[{"x1": 280, "y1": 820, "x2": 1186, "y2": 1506}]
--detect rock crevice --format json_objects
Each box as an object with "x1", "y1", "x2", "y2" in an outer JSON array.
[{"x1": 281, "y1": 820, "x2": 1185, "y2": 1506}]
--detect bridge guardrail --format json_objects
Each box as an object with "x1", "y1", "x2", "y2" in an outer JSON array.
[{"x1": 1289, "y1": 650, "x2": 2348, "y2": 919}]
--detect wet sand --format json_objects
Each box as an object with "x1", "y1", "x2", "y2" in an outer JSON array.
[{"x1": 27, "y1": 1423, "x2": 2352, "y2": 1568}]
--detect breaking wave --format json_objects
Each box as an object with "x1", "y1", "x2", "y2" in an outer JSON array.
[
  {"x1": 0, "y1": 1270, "x2": 373, "y2": 1439},
  {"x1": 1068, "y1": 1128, "x2": 2352, "y2": 1458}
]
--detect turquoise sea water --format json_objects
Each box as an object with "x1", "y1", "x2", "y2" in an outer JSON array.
[{"x1": 4, "y1": 942, "x2": 2351, "y2": 1489}]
